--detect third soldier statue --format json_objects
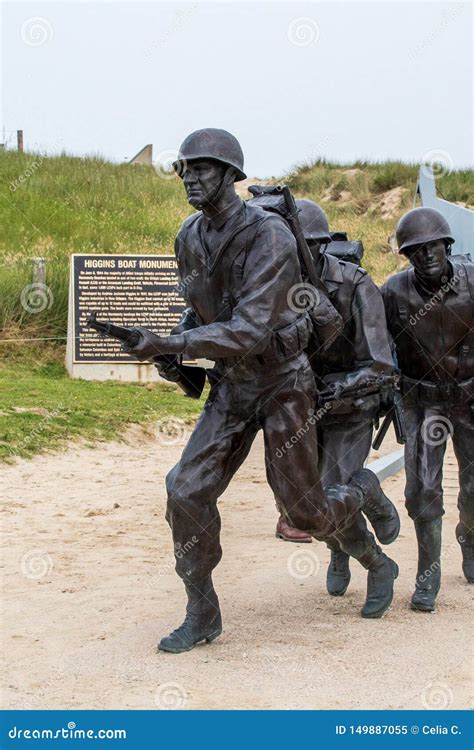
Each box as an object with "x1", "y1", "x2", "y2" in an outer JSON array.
[{"x1": 382, "y1": 207, "x2": 474, "y2": 611}]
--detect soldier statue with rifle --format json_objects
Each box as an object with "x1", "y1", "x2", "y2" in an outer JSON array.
[
  {"x1": 265, "y1": 199, "x2": 402, "y2": 600},
  {"x1": 89, "y1": 129, "x2": 400, "y2": 652},
  {"x1": 382, "y1": 207, "x2": 474, "y2": 611}
]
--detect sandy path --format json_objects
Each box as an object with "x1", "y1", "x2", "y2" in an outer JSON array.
[{"x1": 1, "y1": 426, "x2": 472, "y2": 710}]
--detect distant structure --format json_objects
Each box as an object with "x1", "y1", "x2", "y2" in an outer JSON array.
[
  {"x1": 128, "y1": 144, "x2": 153, "y2": 166},
  {"x1": 416, "y1": 165, "x2": 473, "y2": 257}
]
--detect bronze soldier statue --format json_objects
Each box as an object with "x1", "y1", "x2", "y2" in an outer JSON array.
[
  {"x1": 382, "y1": 207, "x2": 474, "y2": 611},
  {"x1": 125, "y1": 129, "x2": 400, "y2": 652},
  {"x1": 275, "y1": 200, "x2": 398, "y2": 598}
]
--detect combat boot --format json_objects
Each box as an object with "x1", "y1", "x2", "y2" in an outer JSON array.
[
  {"x1": 356, "y1": 537, "x2": 398, "y2": 618},
  {"x1": 335, "y1": 515, "x2": 398, "y2": 617},
  {"x1": 158, "y1": 576, "x2": 222, "y2": 653},
  {"x1": 326, "y1": 547, "x2": 351, "y2": 596},
  {"x1": 411, "y1": 518, "x2": 442, "y2": 612},
  {"x1": 456, "y1": 522, "x2": 474, "y2": 583},
  {"x1": 351, "y1": 468, "x2": 400, "y2": 545}
]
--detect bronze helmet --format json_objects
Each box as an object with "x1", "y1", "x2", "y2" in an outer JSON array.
[
  {"x1": 173, "y1": 128, "x2": 246, "y2": 181},
  {"x1": 296, "y1": 199, "x2": 331, "y2": 243},
  {"x1": 396, "y1": 207, "x2": 454, "y2": 254}
]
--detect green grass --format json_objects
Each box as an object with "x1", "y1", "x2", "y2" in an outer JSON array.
[
  {"x1": 0, "y1": 357, "x2": 204, "y2": 462},
  {"x1": 1, "y1": 150, "x2": 472, "y2": 461}
]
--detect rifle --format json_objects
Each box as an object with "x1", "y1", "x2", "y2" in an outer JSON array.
[
  {"x1": 372, "y1": 387, "x2": 406, "y2": 449},
  {"x1": 318, "y1": 375, "x2": 398, "y2": 409},
  {"x1": 86, "y1": 313, "x2": 206, "y2": 399},
  {"x1": 247, "y1": 184, "x2": 327, "y2": 293},
  {"x1": 318, "y1": 373, "x2": 406, "y2": 448}
]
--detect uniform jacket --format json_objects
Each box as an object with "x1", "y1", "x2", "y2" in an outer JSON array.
[
  {"x1": 173, "y1": 199, "x2": 312, "y2": 380},
  {"x1": 313, "y1": 253, "x2": 394, "y2": 379},
  {"x1": 381, "y1": 259, "x2": 474, "y2": 385}
]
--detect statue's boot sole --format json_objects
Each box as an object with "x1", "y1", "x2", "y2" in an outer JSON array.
[
  {"x1": 327, "y1": 565, "x2": 351, "y2": 596},
  {"x1": 411, "y1": 588, "x2": 438, "y2": 612},
  {"x1": 410, "y1": 599, "x2": 436, "y2": 612},
  {"x1": 372, "y1": 491, "x2": 400, "y2": 545},
  {"x1": 327, "y1": 577, "x2": 351, "y2": 597},
  {"x1": 275, "y1": 532, "x2": 312, "y2": 544}
]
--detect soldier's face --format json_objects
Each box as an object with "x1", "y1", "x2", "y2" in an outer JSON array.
[
  {"x1": 407, "y1": 240, "x2": 448, "y2": 279},
  {"x1": 182, "y1": 159, "x2": 226, "y2": 208}
]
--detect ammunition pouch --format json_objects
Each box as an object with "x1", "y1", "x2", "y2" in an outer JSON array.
[
  {"x1": 308, "y1": 292, "x2": 343, "y2": 352},
  {"x1": 214, "y1": 315, "x2": 311, "y2": 380},
  {"x1": 271, "y1": 314, "x2": 313, "y2": 362}
]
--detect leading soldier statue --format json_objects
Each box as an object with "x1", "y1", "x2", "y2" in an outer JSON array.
[{"x1": 125, "y1": 128, "x2": 400, "y2": 652}]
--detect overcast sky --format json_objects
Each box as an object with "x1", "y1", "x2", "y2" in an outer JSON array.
[{"x1": 1, "y1": 1, "x2": 472, "y2": 176}]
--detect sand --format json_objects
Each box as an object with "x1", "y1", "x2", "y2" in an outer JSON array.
[{"x1": 1, "y1": 425, "x2": 472, "y2": 710}]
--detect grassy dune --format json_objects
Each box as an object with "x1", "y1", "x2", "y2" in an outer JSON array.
[
  {"x1": 1, "y1": 150, "x2": 472, "y2": 459},
  {"x1": 1, "y1": 150, "x2": 473, "y2": 343},
  {"x1": 286, "y1": 159, "x2": 474, "y2": 279}
]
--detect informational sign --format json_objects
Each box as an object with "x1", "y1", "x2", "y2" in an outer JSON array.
[{"x1": 71, "y1": 254, "x2": 186, "y2": 363}]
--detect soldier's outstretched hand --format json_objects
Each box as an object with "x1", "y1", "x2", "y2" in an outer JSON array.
[{"x1": 123, "y1": 326, "x2": 168, "y2": 361}]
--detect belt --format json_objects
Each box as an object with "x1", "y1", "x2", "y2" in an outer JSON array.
[
  {"x1": 216, "y1": 351, "x2": 308, "y2": 383},
  {"x1": 401, "y1": 376, "x2": 474, "y2": 404}
]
